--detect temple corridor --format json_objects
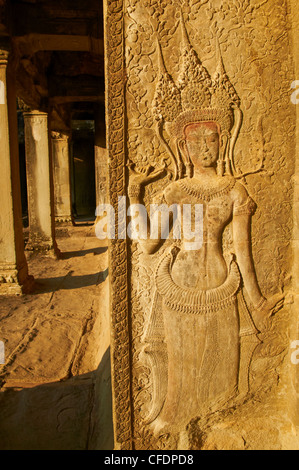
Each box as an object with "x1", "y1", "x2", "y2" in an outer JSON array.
[{"x1": 0, "y1": 224, "x2": 113, "y2": 450}]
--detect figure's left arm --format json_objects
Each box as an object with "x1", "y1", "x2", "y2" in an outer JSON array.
[{"x1": 232, "y1": 183, "x2": 284, "y2": 329}]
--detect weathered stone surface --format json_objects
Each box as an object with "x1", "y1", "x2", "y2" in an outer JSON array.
[
  {"x1": 24, "y1": 110, "x2": 59, "y2": 256},
  {"x1": 0, "y1": 0, "x2": 299, "y2": 452},
  {"x1": 95, "y1": 105, "x2": 108, "y2": 208},
  {"x1": 106, "y1": 0, "x2": 299, "y2": 450},
  {"x1": 51, "y1": 131, "x2": 73, "y2": 224},
  {"x1": 0, "y1": 49, "x2": 34, "y2": 295},
  {"x1": 0, "y1": 227, "x2": 112, "y2": 450}
]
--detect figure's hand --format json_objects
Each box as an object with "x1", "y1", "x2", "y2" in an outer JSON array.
[
  {"x1": 252, "y1": 293, "x2": 284, "y2": 332},
  {"x1": 127, "y1": 161, "x2": 166, "y2": 199}
]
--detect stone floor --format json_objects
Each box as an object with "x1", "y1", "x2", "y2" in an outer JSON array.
[{"x1": 0, "y1": 223, "x2": 113, "y2": 450}]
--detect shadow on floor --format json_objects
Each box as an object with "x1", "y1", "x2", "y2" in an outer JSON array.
[
  {"x1": 0, "y1": 348, "x2": 114, "y2": 450},
  {"x1": 61, "y1": 247, "x2": 108, "y2": 260},
  {"x1": 31, "y1": 268, "x2": 109, "y2": 295}
]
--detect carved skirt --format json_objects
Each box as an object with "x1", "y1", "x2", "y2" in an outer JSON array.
[{"x1": 145, "y1": 251, "x2": 257, "y2": 431}]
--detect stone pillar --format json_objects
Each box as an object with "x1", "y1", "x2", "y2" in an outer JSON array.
[
  {"x1": 51, "y1": 131, "x2": 73, "y2": 225},
  {"x1": 24, "y1": 110, "x2": 59, "y2": 256},
  {"x1": 95, "y1": 147, "x2": 108, "y2": 208},
  {"x1": 94, "y1": 107, "x2": 108, "y2": 209},
  {"x1": 0, "y1": 48, "x2": 34, "y2": 295}
]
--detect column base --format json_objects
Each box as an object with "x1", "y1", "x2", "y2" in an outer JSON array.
[
  {"x1": 55, "y1": 216, "x2": 74, "y2": 226},
  {"x1": 25, "y1": 239, "x2": 61, "y2": 259},
  {"x1": 0, "y1": 265, "x2": 35, "y2": 296}
]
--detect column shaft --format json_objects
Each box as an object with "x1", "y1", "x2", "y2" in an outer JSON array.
[
  {"x1": 0, "y1": 50, "x2": 34, "y2": 294},
  {"x1": 51, "y1": 132, "x2": 73, "y2": 225},
  {"x1": 94, "y1": 107, "x2": 108, "y2": 208},
  {"x1": 95, "y1": 147, "x2": 109, "y2": 208},
  {"x1": 24, "y1": 111, "x2": 59, "y2": 256}
]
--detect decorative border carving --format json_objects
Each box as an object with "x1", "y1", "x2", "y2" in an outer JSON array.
[{"x1": 106, "y1": 0, "x2": 133, "y2": 450}]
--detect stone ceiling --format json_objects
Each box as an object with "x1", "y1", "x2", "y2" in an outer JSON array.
[{"x1": 1, "y1": 0, "x2": 105, "y2": 131}]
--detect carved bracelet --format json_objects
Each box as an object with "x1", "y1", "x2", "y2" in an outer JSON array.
[
  {"x1": 255, "y1": 297, "x2": 267, "y2": 311},
  {"x1": 128, "y1": 184, "x2": 141, "y2": 198}
]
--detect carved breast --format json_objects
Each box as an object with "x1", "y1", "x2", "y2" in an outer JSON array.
[{"x1": 164, "y1": 178, "x2": 235, "y2": 289}]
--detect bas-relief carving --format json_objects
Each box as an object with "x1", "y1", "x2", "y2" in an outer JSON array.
[{"x1": 118, "y1": 0, "x2": 296, "y2": 450}]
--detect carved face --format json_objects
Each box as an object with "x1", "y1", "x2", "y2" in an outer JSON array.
[{"x1": 183, "y1": 122, "x2": 220, "y2": 170}]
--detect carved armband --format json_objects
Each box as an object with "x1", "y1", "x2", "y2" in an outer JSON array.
[
  {"x1": 254, "y1": 297, "x2": 267, "y2": 311},
  {"x1": 233, "y1": 197, "x2": 257, "y2": 217},
  {"x1": 128, "y1": 184, "x2": 141, "y2": 199}
]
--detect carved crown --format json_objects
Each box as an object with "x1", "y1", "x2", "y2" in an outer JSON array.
[{"x1": 153, "y1": 16, "x2": 240, "y2": 140}]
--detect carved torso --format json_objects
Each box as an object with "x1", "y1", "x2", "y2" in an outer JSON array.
[{"x1": 164, "y1": 175, "x2": 238, "y2": 290}]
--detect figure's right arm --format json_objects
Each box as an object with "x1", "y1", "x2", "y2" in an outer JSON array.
[{"x1": 128, "y1": 165, "x2": 168, "y2": 255}]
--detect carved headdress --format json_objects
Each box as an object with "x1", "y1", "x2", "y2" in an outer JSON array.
[{"x1": 153, "y1": 15, "x2": 243, "y2": 178}]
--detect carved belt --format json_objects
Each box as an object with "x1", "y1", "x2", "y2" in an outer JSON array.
[{"x1": 155, "y1": 251, "x2": 241, "y2": 315}]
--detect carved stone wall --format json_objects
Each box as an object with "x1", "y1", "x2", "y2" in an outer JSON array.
[{"x1": 106, "y1": 0, "x2": 299, "y2": 450}]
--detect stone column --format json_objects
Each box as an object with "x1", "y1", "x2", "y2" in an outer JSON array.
[
  {"x1": 51, "y1": 131, "x2": 73, "y2": 225},
  {"x1": 0, "y1": 48, "x2": 34, "y2": 295},
  {"x1": 24, "y1": 110, "x2": 59, "y2": 257},
  {"x1": 94, "y1": 107, "x2": 108, "y2": 209},
  {"x1": 95, "y1": 147, "x2": 109, "y2": 208}
]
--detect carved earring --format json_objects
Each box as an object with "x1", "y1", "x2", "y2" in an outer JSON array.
[
  {"x1": 217, "y1": 135, "x2": 225, "y2": 177},
  {"x1": 186, "y1": 162, "x2": 193, "y2": 178},
  {"x1": 220, "y1": 131, "x2": 233, "y2": 176},
  {"x1": 217, "y1": 160, "x2": 225, "y2": 177}
]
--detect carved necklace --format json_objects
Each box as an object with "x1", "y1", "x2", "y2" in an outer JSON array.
[{"x1": 178, "y1": 176, "x2": 235, "y2": 202}]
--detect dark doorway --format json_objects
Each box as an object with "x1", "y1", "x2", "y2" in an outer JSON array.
[{"x1": 71, "y1": 119, "x2": 96, "y2": 222}]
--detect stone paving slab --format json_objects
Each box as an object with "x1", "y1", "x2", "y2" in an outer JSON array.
[{"x1": 0, "y1": 224, "x2": 109, "y2": 388}]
